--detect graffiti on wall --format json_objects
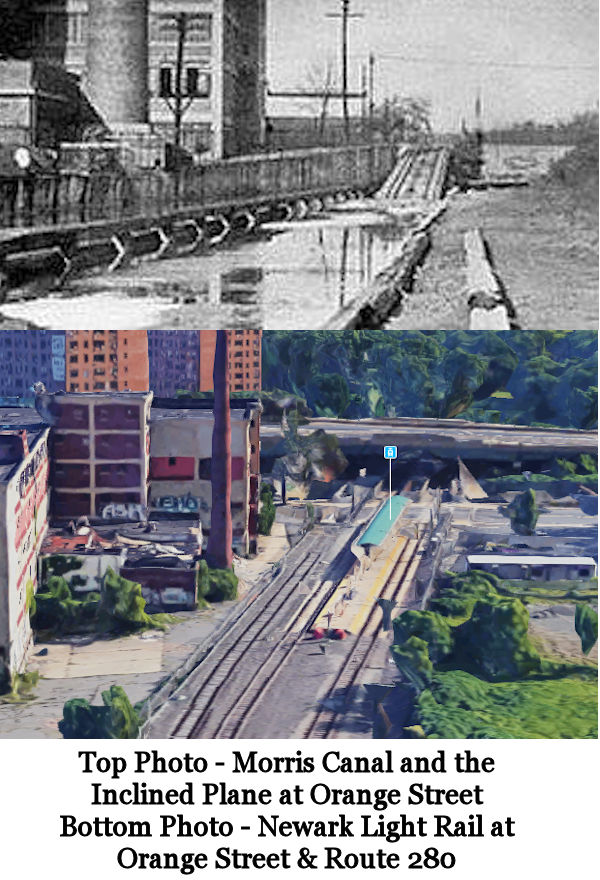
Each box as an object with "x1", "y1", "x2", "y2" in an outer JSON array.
[
  {"x1": 101, "y1": 502, "x2": 145, "y2": 521},
  {"x1": 154, "y1": 493, "x2": 208, "y2": 514}
]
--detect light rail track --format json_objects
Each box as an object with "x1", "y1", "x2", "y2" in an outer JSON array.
[
  {"x1": 297, "y1": 534, "x2": 422, "y2": 739},
  {"x1": 155, "y1": 525, "x2": 358, "y2": 739}
]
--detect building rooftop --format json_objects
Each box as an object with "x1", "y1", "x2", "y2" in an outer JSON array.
[
  {"x1": 41, "y1": 528, "x2": 119, "y2": 556},
  {"x1": 152, "y1": 406, "x2": 257, "y2": 423},
  {"x1": 54, "y1": 391, "x2": 152, "y2": 400},
  {"x1": 0, "y1": 422, "x2": 48, "y2": 483},
  {"x1": 0, "y1": 405, "x2": 46, "y2": 429},
  {"x1": 467, "y1": 555, "x2": 597, "y2": 567},
  {"x1": 358, "y1": 496, "x2": 411, "y2": 547}
]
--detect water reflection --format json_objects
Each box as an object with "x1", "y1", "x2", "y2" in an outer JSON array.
[{"x1": 0, "y1": 211, "x2": 408, "y2": 330}]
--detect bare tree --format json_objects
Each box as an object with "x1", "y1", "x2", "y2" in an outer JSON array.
[
  {"x1": 373, "y1": 96, "x2": 432, "y2": 144},
  {"x1": 302, "y1": 59, "x2": 337, "y2": 139}
]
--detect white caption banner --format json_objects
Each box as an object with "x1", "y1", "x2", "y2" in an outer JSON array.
[{"x1": 2, "y1": 739, "x2": 597, "y2": 879}]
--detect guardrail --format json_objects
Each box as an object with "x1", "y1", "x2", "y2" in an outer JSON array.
[{"x1": 0, "y1": 143, "x2": 393, "y2": 230}]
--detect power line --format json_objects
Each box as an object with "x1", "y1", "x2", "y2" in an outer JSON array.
[{"x1": 374, "y1": 54, "x2": 596, "y2": 72}]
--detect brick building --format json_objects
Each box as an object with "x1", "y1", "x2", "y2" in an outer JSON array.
[
  {"x1": 149, "y1": 397, "x2": 260, "y2": 554},
  {"x1": 65, "y1": 331, "x2": 149, "y2": 393},
  {"x1": 17, "y1": 0, "x2": 267, "y2": 159},
  {"x1": 49, "y1": 391, "x2": 153, "y2": 522},
  {"x1": 198, "y1": 329, "x2": 262, "y2": 393},
  {"x1": 0, "y1": 330, "x2": 261, "y2": 399},
  {"x1": 0, "y1": 415, "x2": 50, "y2": 676}
]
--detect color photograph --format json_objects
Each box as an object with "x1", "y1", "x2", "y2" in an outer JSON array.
[{"x1": 0, "y1": 330, "x2": 596, "y2": 739}]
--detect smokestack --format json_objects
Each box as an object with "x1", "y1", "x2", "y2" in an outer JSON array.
[{"x1": 86, "y1": 0, "x2": 149, "y2": 127}]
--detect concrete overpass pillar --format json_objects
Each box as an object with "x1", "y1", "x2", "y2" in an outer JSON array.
[{"x1": 86, "y1": 0, "x2": 149, "y2": 128}]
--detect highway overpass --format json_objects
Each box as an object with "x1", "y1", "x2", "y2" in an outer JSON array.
[{"x1": 261, "y1": 417, "x2": 598, "y2": 462}]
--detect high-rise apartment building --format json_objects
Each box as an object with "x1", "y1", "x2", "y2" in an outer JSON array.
[
  {"x1": 147, "y1": 331, "x2": 201, "y2": 397},
  {"x1": 0, "y1": 331, "x2": 66, "y2": 397},
  {"x1": 199, "y1": 330, "x2": 262, "y2": 393},
  {"x1": 65, "y1": 331, "x2": 149, "y2": 393},
  {"x1": 0, "y1": 330, "x2": 261, "y2": 399}
]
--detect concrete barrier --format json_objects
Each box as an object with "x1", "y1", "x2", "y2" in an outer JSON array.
[{"x1": 464, "y1": 228, "x2": 514, "y2": 330}]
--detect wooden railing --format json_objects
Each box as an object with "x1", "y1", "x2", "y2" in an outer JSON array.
[{"x1": 0, "y1": 144, "x2": 394, "y2": 230}]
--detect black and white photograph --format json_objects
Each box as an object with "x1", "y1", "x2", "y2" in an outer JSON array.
[{"x1": 0, "y1": 0, "x2": 597, "y2": 330}]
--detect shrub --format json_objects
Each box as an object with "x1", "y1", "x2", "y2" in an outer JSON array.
[
  {"x1": 454, "y1": 597, "x2": 542, "y2": 680},
  {"x1": 391, "y1": 637, "x2": 433, "y2": 691},
  {"x1": 195, "y1": 561, "x2": 239, "y2": 603},
  {"x1": 575, "y1": 604, "x2": 598, "y2": 655},
  {"x1": 98, "y1": 568, "x2": 172, "y2": 633},
  {"x1": 392, "y1": 610, "x2": 454, "y2": 663},
  {"x1": 59, "y1": 686, "x2": 141, "y2": 739}
]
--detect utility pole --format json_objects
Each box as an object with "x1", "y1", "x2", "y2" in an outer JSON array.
[
  {"x1": 368, "y1": 52, "x2": 375, "y2": 143},
  {"x1": 326, "y1": 0, "x2": 364, "y2": 143},
  {"x1": 173, "y1": 12, "x2": 187, "y2": 157},
  {"x1": 159, "y1": 12, "x2": 201, "y2": 170},
  {"x1": 360, "y1": 62, "x2": 367, "y2": 138}
]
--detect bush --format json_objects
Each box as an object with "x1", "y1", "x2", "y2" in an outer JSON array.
[
  {"x1": 506, "y1": 488, "x2": 539, "y2": 535},
  {"x1": 32, "y1": 576, "x2": 99, "y2": 634},
  {"x1": 59, "y1": 685, "x2": 141, "y2": 739},
  {"x1": 98, "y1": 568, "x2": 173, "y2": 633},
  {"x1": 208, "y1": 567, "x2": 238, "y2": 602},
  {"x1": 391, "y1": 637, "x2": 433, "y2": 691},
  {"x1": 454, "y1": 597, "x2": 542, "y2": 680},
  {"x1": 575, "y1": 604, "x2": 598, "y2": 655},
  {"x1": 196, "y1": 561, "x2": 239, "y2": 603},
  {"x1": 392, "y1": 610, "x2": 454, "y2": 663}
]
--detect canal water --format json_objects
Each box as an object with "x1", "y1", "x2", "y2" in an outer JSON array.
[{"x1": 0, "y1": 207, "x2": 413, "y2": 330}]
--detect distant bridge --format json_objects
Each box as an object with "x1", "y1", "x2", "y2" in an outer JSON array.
[{"x1": 261, "y1": 417, "x2": 598, "y2": 462}]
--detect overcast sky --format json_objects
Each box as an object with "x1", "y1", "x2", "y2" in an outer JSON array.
[{"x1": 266, "y1": 0, "x2": 598, "y2": 130}]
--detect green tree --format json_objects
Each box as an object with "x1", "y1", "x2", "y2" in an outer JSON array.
[
  {"x1": 59, "y1": 686, "x2": 141, "y2": 739},
  {"x1": 575, "y1": 604, "x2": 598, "y2": 655},
  {"x1": 98, "y1": 568, "x2": 170, "y2": 632},
  {"x1": 506, "y1": 489, "x2": 539, "y2": 535},
  {"x1": 391, "y1": 637, "x2": 433, "y2": 691},
  {"x1": 258, "y1": 483, "x2": 276, "y2": 536}
]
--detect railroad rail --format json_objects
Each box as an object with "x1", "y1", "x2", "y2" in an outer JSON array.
[
  {"x1": 149, "y1": 525, "x2": 356, "y2": 739},
  {"x1": 296, "y1": 534, "x2": 423, "y2": 739},
  {"x1": 376, "y1": 147, "x2": 448, "y2": 202}
]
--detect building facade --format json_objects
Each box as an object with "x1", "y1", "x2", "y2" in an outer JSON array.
[
  {"x1": 148, "y1": 329, "x2": 262, "y2": 396},
  {"x1": 149, "y1": 398, "x2": 260, "y2": 554},
  {"x1": 0, "y1": 330, "x2": 261, "y2": 399},
  {"x1": 65, "y1": 331, "x2": 149, "y2": 393},
  {"x1": 147, "y1": 330, "x2": 201, "y2": 397},
  {"x1": 49, "y1": 391, "x2": 153, "y2": 521},
  {"x1": 25, "y1": 0, "x2": 267, "y2": 158},
  {"x1": 0, "y1": 423, "x2": 50, "y2": 676},
  {"x1": 199, "y1": 329, "x2": 262, "y2": 393},
  {"x1": 0, "y1": 331, "x2": 66, "y2": 397}
]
